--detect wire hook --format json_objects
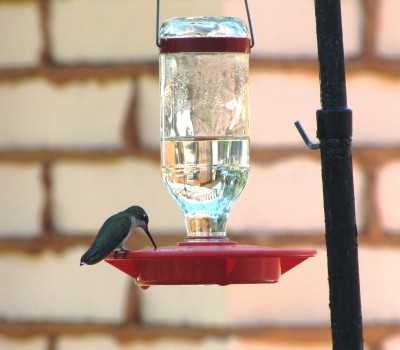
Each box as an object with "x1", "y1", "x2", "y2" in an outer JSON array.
[
  {"x1": 244, "y1": 0, "x2": 255, "y2": 48},
  {"x1": 156, "y1": 0, "x2": 255, "y2": 48},
  {"x1": 294, "y1": 120, "x2": 320, "y2": 150},
  {"x1": 156, "y1": 0, "x2": 161, "y2": 48}
]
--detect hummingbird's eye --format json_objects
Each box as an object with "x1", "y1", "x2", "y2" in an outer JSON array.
[{"x1": 142, "y1": 214, "x2": 149, "y2": 223}]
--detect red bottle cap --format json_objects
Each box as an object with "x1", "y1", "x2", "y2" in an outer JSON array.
[{"x1": 160, "y1": 37, "x2": 251, "y2": 53}]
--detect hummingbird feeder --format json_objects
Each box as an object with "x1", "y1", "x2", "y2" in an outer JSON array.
[{"x1": 106, "y1": 0, "x2": 316, "y2": 288}]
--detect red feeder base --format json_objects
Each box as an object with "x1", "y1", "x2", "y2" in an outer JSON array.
[{"x1": 105, "y1": 241, "x2": 316, "y2": 288}]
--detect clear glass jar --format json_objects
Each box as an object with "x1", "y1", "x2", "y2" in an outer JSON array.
[{"x1": 160, "y1": 16, "x2": 250, "y2": 241}]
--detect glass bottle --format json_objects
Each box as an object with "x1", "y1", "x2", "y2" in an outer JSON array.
[{"x1": 160, "y1": 16, "x2": 250, "y2": 241}]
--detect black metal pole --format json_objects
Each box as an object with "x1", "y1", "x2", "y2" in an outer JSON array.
[{"x1": 314, "y1": 1, "x2": 364, "y2": 349}]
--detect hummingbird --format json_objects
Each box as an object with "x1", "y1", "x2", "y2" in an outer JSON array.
[{"x1": 80, "y1": 206, "x2": 157, "y2": 266}]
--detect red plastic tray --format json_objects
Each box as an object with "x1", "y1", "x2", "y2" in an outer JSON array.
[{"x1": 105, "y1": 241, "x2": 316, "y2": 288}]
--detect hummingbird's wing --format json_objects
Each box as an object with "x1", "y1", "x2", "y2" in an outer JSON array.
[{"x1": 80, "y1": 213, "x2": 131, "y2": 265}]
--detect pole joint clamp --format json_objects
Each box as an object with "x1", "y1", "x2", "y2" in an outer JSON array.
[{"x1": 316, "y1": 108, "x2": 352, "y2": 140}]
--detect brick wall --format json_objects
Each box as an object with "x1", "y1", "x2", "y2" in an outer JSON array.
[{"x1": 1, "y1": 0, "x2": 400, "y2": 349}]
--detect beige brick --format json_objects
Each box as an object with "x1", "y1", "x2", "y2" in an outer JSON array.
[
  {"x1": 0, "y1": 246, "x2": 130, "y2": 322},
  {"x1": 230, "y1": 338, "x2": 331, "y2": 350},
  {"x1": 0, "y1": 336, "x2": 47, "y2": 350},
  {"x1": 231, "y1": 339, "x2": 371, "y2": 350},
  {"x1": 347, "y1": 74, "x2": 400, "y2": 146},
  {"x1": 0, "y1": 164, "x2": 42, "y2": 237},
  {"x1": 250, "y1": 71, "x2": 320, "y2": 148},
  {"x1": 377, "y1": 161, "x2": 400, "y2": 231},
  {"x1": 57, "y1": 336, "x2": 119, "y2": 350},
  {"x1": 137, "y1": 75, "x2": 159, "y2": 149},
  {"x1": 53, "y1": 158, "x2": 183, "y2": 235},
  {"x1": 359, "y1": 248, "x2": 400, "y2": 323},
  {"x1": 50, "y1": 0, "x2": 223, "y2": 63},
  {"x1": 140, "y1": 285, "x2": 228, "y2": 326},
  {"x1": 377, "y1": 0, "x2": 400, "y2": 57},
  {"x1": 382, "y1": 335, "x2": 400, "y2": 350},
  {"x1": 0, "y1": 78, "x2": 132, "y2": 148},
  {"x1": 0, "y1": 3, "x2": 41, "y2": 67},
  {"x1": 222, "y1": 0, "x2": 362, "y2": 57},
  {"x1": 228, "y1": 158, "x2": 365, "y2": 233},
  {"x1": 58, "y1": 335, "x2": 228, "y2": 350}
]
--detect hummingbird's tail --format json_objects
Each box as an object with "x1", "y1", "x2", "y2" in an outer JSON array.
[
  {"x1": 80, "y1": 247, "x2": 104, "y2": 265},
  {"x1": 80, "y1": 238, "x2": 117, "y2": 265}
]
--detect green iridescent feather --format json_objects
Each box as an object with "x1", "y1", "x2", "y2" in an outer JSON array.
[{"x1": 80, "y1": 212, "x2": 131, "y2": 265}]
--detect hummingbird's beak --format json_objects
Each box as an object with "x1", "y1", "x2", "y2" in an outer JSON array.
[{"x1": 137, "y1": 220, "x2": 157, "y2": 250}]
